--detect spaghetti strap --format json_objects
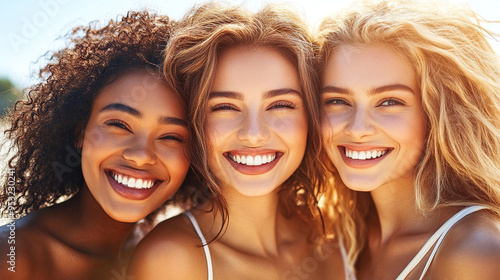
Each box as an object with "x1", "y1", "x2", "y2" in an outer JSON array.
[
  {"x1": 338, "y1": 235, "x2": 357, "y2": 280},
  {"x1": 184, "y1": 211, "x2": 214, "y2": 280},
  {"x1": 396, "y1": 205, "x2": 487, "y2": 280}
]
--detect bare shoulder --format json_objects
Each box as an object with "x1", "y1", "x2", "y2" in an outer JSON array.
[
  {"x1": 0, "y1": 214, "x2": 42, "y2": 279},
  {"x1": 127, "y1": 213, "x2": 209, "y2": 280},
  {"x1": 429, "y1": 210, "x2": 500, "y2": 279}
]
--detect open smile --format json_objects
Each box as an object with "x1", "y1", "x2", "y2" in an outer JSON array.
[
  {"x1": 339, "y1": 146, "x2": 392, "y2": 168},
  {"x1": 106, "y1": 170, "x2": 163, "y2": 200},
  {"x1": 224, "y1": 151, "x2": 283, "y2": 175}
]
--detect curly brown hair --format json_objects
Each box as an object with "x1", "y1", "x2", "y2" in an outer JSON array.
[{"x1": 0, "y1": 11, "x2": 197, "y2": 218}]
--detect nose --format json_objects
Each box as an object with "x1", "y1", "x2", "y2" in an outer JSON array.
[
  {"x1": 344, "y1": 106, "x2": 375, "y2": 140},
  {"x1": 122, "y1": 135, "x2": 157, "y2": 166},
  {"x1": 237, "y1": 110, "x2": 270, "y2": 146}
]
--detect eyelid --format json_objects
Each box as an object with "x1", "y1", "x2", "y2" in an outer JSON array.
[
  {"x1": 268, "y1": 100, "x2": 296, "y2": 109},
  {"x1": 104, "y1": 119, "x2": 132, "y2": 132},
  {"x1": 159, "y1": 133, "x2": 185, "y2": 143},
  {"x1": 209, "y1": 103, "x2": 239, "y2": 112},
  {"x1": 378, "y1": 98, "x2": 406, "y2": 106},
  {"x1": 324, "y1": 97, "x2": 350, "y2": 106}
]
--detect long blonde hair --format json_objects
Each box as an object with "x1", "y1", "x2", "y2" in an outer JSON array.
[{"x1": 316, "y1": 0, "x2": 500, "y2": 268}]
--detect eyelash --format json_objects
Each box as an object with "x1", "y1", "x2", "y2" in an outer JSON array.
[
  {"x1": 160, "y1": 134, "x2": 185, "y2": 143},
  {"x1": 268, "y1": 101, "x2": 295, "y2": 110},
  {"x1": 209, "y1": 103, "x2": 238, "y2": 112},
  {"x1": 378, "y1": 98, "x2": 406, "y2": 106},
  {"x1": 105, "y1": 120, "x2": 131, "y2": 132},
  {"x1": 324, "y1": 98, "x2": 349, "y2": 106}
]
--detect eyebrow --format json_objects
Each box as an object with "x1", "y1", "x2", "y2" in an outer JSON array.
[
  {"x1": 158, "y1": 116, "x2": 188, "y2": 128},
  {"x1": 101, "y1": 103, "x2": 187, "y2": 127},
  {"x1": 100, "y1": 103, "x2": 141, "y2": 117},
  {"x1": 322, "y1": 84, "x2": 415, "y2": 95},
  {"x1": 208, "y1": 88, "x2": 301, "y2": 100}
]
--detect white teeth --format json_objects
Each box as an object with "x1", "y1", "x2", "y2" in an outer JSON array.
[
  {"x1": 127, "y1": 178, "x2": 136, "y2": 188},
  {"x1": 254, "y1": 155, "x2": 262, "y2": 165},
  {"x1": 111, "y1": 172, "x2": 156, "y2": 189},
  {"x1": 345, "y1": 148, "x2": 388, "y2": 160},
  {"x1": 229, "y1": 153, "x2": 277, "y2": 166},
  {"x1": 247, "y1": 156, "x2": 254, "y2": 165},
  {"x1": 352, "y1": 151, "x2": 359, "y2": 159},
  {"x1": 359, "y1": 151, "x2": 366, "y2": 160},
  {"x1": 366, "y1": 151, "x2": 372, "y2": 159}
]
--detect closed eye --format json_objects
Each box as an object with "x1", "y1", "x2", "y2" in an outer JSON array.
[
  {"x1": 268, "y1": 101, "x2": 295, "y2": 110},
  {"x1": 104, "y1": 119, "x2": 131, "y2": 132},
  {"x1": 209, "y1": 103, "x2": 239, "y2": 112},
  {"x1": 159, "y1": 134, "x2": 185, "y2": 143}
]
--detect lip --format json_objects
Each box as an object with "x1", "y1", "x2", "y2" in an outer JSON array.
[
  {"x1": 224, "y1": 150, "x2": 283, "y2": 175},
  {"x1": 105, "y1": 169, "x2": 163, "y2": 200},
  {"x1": 338, "y1": 146, "x2": 392, "y2": 169}
]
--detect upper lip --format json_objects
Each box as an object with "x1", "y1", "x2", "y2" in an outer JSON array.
[
  {"x1": 105, "y1": 167, "x2": 164, "y2": 181},
  {"x1": 341, "y1": 145, "x2": 390, "y2": 152},
  {"x1": 225, "y1": 149, "x2": 281, "y2": 156}
]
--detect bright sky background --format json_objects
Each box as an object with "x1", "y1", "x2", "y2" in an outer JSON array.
[{"x1": 1, "y1": 0, "x2": 499, "y2": 89}]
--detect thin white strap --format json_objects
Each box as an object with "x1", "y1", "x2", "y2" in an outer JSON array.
[
  {"x1": 184, "y1": 211, "x2": 214, "y2": 280},
  {"x1": 417, "y1": 205, "x2": 487, "y2": 280},
  {"x1": 396, "y1": 205, "x2": 487, "y2": 280},
  {"x1": 338, "y1": 236, "x2": 357, "y2": 280}
]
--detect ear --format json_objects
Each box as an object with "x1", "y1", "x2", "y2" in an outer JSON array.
[{"x1": 74, "y1": 121, "x2": 85, "y2": 149}]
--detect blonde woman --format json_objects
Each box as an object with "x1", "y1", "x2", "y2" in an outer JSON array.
[
  {"x1": 317, "y1": 0, "x2": 500, "y2": 279},
  {"x1": 129, "y1": 3, "x2": 350, "y2": 279}
]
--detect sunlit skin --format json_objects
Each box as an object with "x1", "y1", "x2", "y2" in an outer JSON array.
[
  {"x1": 322, "y1": 45, "x2": 426, "y2": 195},
  {"x1": 0, "y1": 70, "x2": 190, "y2": 280},
  {"x1": 81, "y1": 70, "x2": 190, "y2": 222},
  {"x1": 322, "y1": 45, "x2": 500, "y2": 279},
  {"x1": 206, "y1": 46, "x2": 308, "y2": 197},
  {"x1": 128, "y1": 46, "x2": 343, "y2": 280}
]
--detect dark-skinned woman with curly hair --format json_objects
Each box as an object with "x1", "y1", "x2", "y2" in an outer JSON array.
[{"x1": 0, "y1": 11, "x2": 195, "y2": 279}]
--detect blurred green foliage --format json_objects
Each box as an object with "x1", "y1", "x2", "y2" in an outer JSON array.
[{"x1": 0, "y1": 78, "x2": 20, "y2": 117}]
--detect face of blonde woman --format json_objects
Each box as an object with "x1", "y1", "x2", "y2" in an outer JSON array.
[
  {"x1": 81, "y1": 70, "x2": 190, "y2": 222},
  {"x1": 206, "y1": 46, "x2": 308, "y2": 197},
  {"x1": 321, "y1": 45, "x2": 426, "y2": 192}
]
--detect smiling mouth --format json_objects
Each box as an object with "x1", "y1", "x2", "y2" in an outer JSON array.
[
  {"x1": 108, "y1": 171, "x2": 159, "y2": 189},
  {"x1": 342, "y1": 147, "x2": 391, "y2": 160},
  {"x1": 226, "y1": 152, "x2": 279, "y2": 166}
]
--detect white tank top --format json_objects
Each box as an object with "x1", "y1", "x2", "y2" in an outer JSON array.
[
  {"x1": 185, "y1": 211, "x2": 357, "y2": 280},
  {"x1": 395, "y1": 205, "x2": 487, "y2": 280},
  {"x1": 184, "y1": 211, "x2": 214, "y2": 280}
]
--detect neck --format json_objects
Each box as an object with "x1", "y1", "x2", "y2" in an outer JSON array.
[
  {"x1": 54, "y1": 187, "x2": 134, "y2": 258},
  {"x1": 368, "y1": 175, "x2": 425, "y2": 244},
  {"x1": 202, "y1": 185, "x2": 301, "y2": 258}
]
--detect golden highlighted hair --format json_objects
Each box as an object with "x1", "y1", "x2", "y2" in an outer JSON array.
[
  {"x1": 164, "y1": 2, "x2": 327, "y2": 235},
  {"x1": 316, "y1": 0, "x2": 500, "y2": 268}
]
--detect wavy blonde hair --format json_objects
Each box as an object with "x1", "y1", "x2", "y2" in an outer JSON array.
[
  {"x1": 164, "y1": 2, "x2": 328, "y2": 237},
  {"x1": 316, "y1": 0, "x2": 500, "y2": 269}
]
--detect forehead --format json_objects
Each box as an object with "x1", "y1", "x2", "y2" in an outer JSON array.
[
  {"x1": 211, "y1": 46, "x2": 301, "y2": 96},
  {"x1": 92, "y1": 69, "x2": 185, "y2": 117},
  {"x1": 323, "y1": 44, "x2": 417, "y2": 91}
]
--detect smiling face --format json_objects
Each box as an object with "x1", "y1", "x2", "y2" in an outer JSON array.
[
  {"x1": 80, "y1": 69, "x2": 189, "y2": 222},
  {"x1": 322, "y1": 45, "x2": 426, "y2": 192},
  {"x1": 206, "y1": 46, "x2": 308, "y2": 197}
]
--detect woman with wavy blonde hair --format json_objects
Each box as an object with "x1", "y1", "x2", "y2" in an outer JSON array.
[
  {"x1": 317, "y1": 0, "x2": 500, "y2": 279},
  {"x1": 129, "y1": 2, "x2": 350, "y2": 279}
]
